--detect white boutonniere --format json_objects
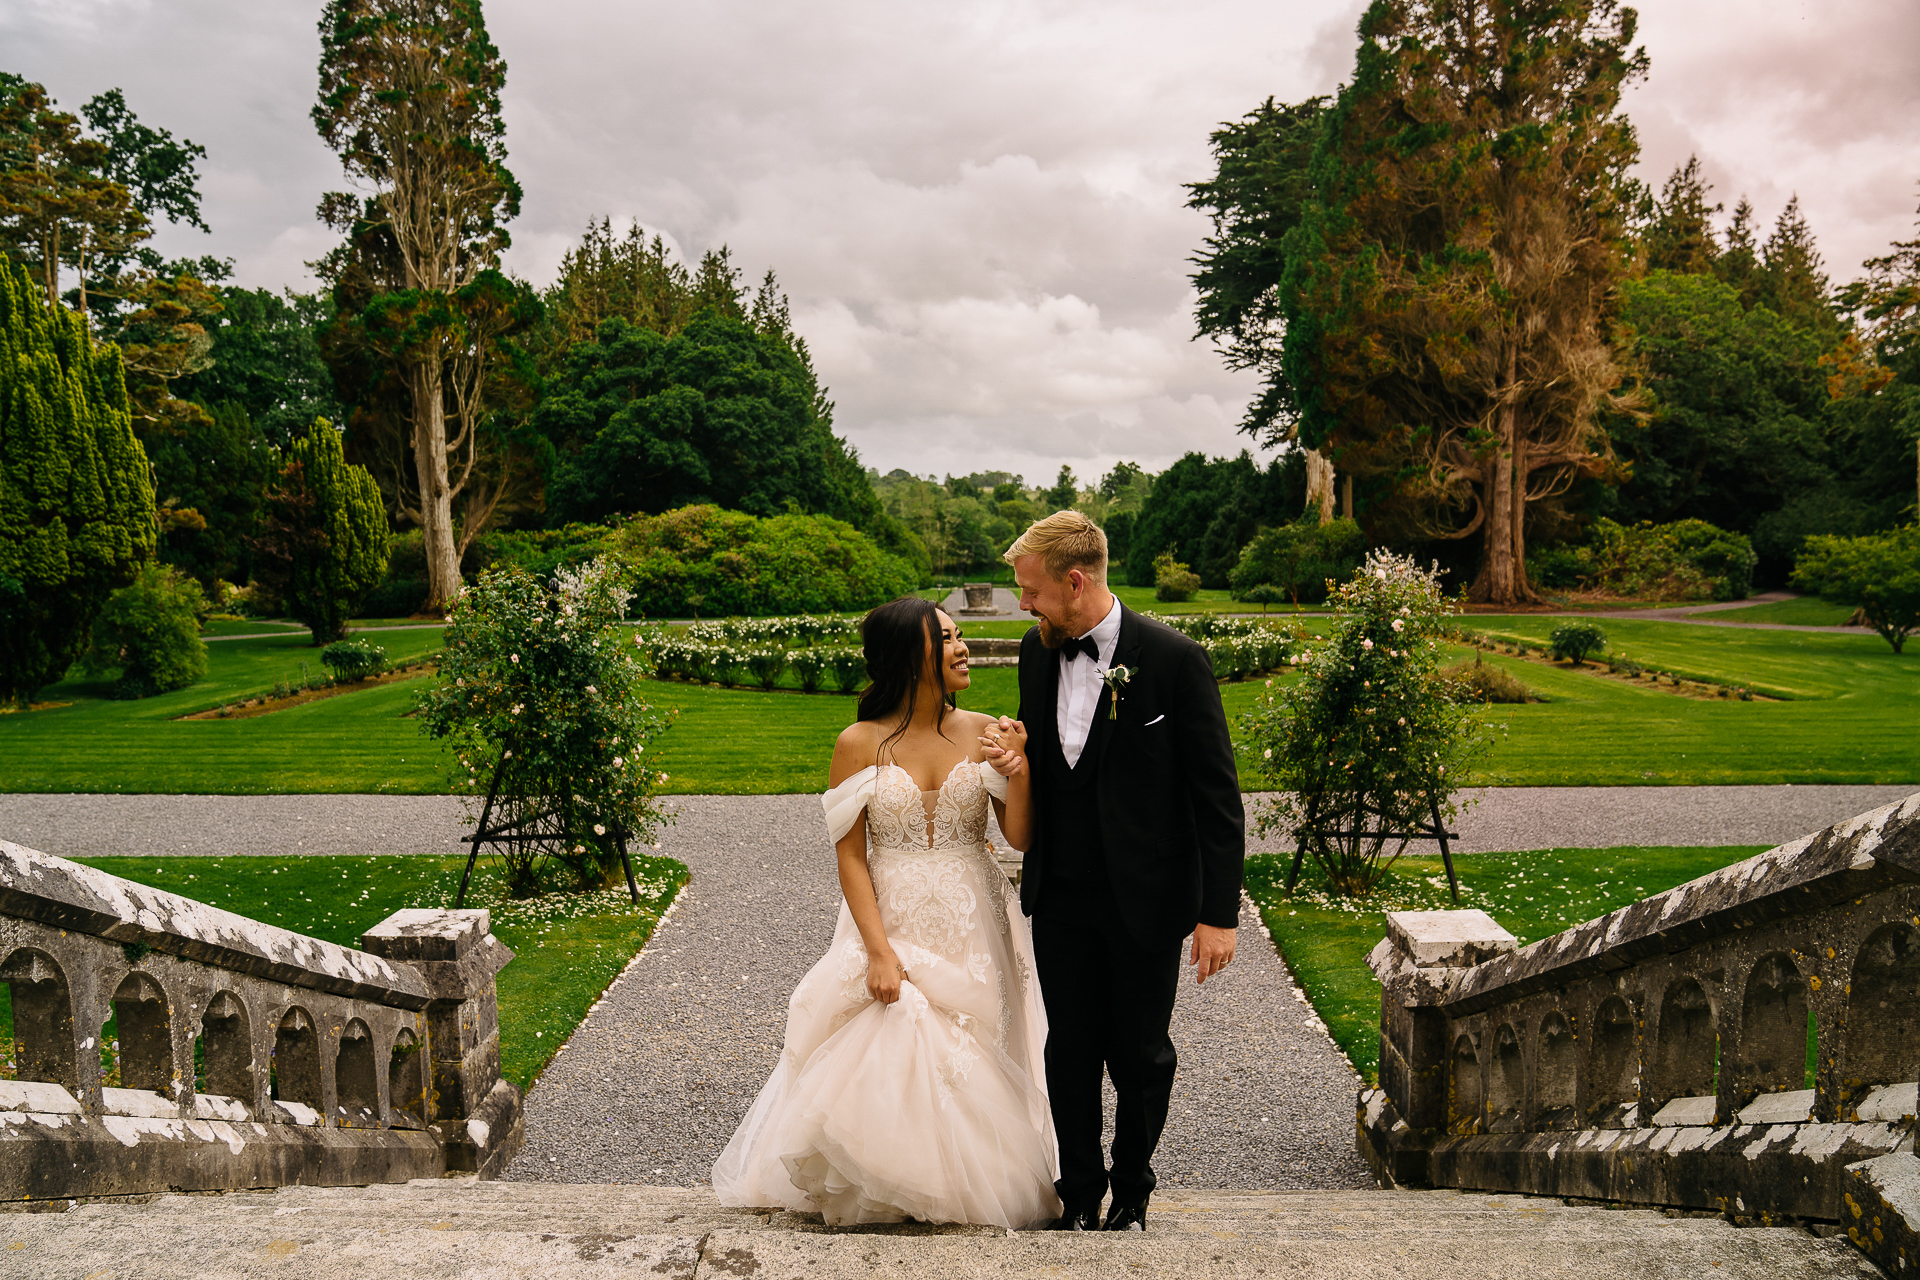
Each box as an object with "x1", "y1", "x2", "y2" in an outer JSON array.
[{"x1": 1097, "y1": 664, "x2": 1133, "y2": 720}]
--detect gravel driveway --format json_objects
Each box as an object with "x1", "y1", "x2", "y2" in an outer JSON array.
[{"x1": 500, "y1": 794, "x2": 1373, "y2": 1194}]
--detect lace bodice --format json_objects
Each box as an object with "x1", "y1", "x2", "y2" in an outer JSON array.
[{"x1": 823, "y1": 759, "x2": 1008, "y2": 852}]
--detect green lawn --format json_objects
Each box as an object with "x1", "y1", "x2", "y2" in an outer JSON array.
[
  {"x1": 3, "y1": 617, "x2": 1913, "y2": 794},
  {"x1": 0, "y1": 854, "x2": 687, "y2": 1092},
  {"x1": 1244, "y1": 844, "x2": 1769, "y2": 1082},
  {"x1": 1685, "y1": 596, "x2": 1854, "y2": 627}
]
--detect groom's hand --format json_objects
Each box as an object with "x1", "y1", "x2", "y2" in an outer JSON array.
[{"x1": 1190, "y1": 923, "x2": 1237, "y2": 984}]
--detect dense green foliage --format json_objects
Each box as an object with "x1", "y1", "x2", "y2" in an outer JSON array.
[
  {"x1": 319, "y1": 637, "x2": 387, "y2": 681},
  {"x1": 251, "y1": 418, "x2": 390, "y2": 643},
  {"x1": 0, "y1": 260, "x2": 156, "y2": 706},
  {"x1": 1531, "y1": 517, "x2": 1756, "y2": 601},
  {"x1": 1242, "y1": 552, "x2": 1490, "y2": 895},
  {"x1": 1547, "y1": 621, "x2": 1608, "y2": 667},
  {"x1": 143, "y1": 399, "x2": 272, "y2": 594},
  {"x1": 1122, "y1": 450, "x2": 1305, "y2": 587},
  {"x1": 541, "y1": 312, "x2": 875, "y2": 529},
  {"x1": 1792, "y1": 527, "x2": 1920, "y2": 654},
  {"x1": 78, "y1": 562, "x2": 206, "y2": 697},
  {"x1": 606, "y1": 505, "x2": 920, "y2": 618},
  {"x1": 173, "y1": 287, "x2": 344, "y2": 446},
  {"x1": 1228, "y1": 516, "x2": 1365, "y2": 604},
  {"x1": 418, "y1": 560, "x2": 673, "y2": 893},
  {"x1": 1148, "y1": 552, "x2": 1197, "y2": 603}
]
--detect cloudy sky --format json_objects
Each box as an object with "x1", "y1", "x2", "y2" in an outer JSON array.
[{"x1": 8, "y1": 0, "x2": 1918, "y2": 486}]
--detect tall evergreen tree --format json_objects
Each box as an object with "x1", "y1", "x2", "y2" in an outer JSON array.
[
  {"x1": 251, "y1": 417, "x2": 390, "y2": 643},
  {"x1": 313, "y1": 0, "x2": 525, "y2": 613},
  {"x1": 1716, "y1": 196, "x2": 1762, "y2": 305},
  {"x1": 1277, "y1": 0, "x2": 1647, "y2": 603},
  {"x1": 1644, "y1": 156, "x2": 1721, "y2": 275},
  {"x1": 1755, "y1": 195, "x2": 1835, "y2": 334},
  {"x1": 0, "y1": 259, "x2": 155, "y2": 705},
  {"x1": 1186, "y1": 97, "x2": 1329, "y2": 444}
]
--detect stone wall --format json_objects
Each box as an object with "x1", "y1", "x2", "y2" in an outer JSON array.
[
  {"x1": 1356, "y1": 793, "x2": 1920, "y2": 1268},
  {"x1": 0, "y1": 840, "x2": 523, "y2": 1203}
]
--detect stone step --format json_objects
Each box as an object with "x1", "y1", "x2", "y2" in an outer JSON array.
[{"x1": 0, "y1": 1179, "x2": 1877, "y2": 1279}]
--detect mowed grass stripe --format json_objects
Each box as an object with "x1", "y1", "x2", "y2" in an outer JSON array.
[{"x1": 0, "y1": 619, "x2": 1913, "y2": 794}]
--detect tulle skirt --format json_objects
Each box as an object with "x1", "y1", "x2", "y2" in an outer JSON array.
[{"x1": 712, "y1": 844, "x2": 1060, "y2": 1229}]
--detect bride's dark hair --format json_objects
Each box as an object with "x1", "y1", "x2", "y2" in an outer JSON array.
[{"x1": 857, "y1": 596, "x2": 955, "y2": 760}]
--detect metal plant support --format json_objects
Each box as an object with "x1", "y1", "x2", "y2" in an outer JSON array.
[
  {"x1": 455, "y1": 742, "x2": 642, "y2": 908},
  {"x1": 1284, "y1": 791, "x2": 1460, "y2": 903}
]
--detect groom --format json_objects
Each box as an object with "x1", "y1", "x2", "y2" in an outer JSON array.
[{"x1": 990, "y1": 511, "x2": 1244, "y2": 1232}]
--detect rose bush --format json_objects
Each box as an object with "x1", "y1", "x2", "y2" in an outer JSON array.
[
  {"x1": 1242, "y1": 550, "x2": 1492, "y2": 897},
  {"x1": 417, "y1": 559, "x2": 675, "y2": 896}
]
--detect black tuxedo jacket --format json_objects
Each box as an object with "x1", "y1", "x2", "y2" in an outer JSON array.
[{"x1": 1015, "y1": 604, "x2": 1245, "y2": 942}]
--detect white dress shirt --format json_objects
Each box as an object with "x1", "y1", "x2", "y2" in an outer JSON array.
[{"x1": 1056, "y1": 596, "x2": 1123, "y2": 769}]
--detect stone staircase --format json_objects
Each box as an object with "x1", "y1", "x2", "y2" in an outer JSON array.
[{"x1": 0, "y1": 1179, "x2": 1878, "y2": 1279}]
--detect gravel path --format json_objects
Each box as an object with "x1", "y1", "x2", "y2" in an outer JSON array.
[
  {"x1": 4, "y1": 785, "x2": 1912, "y2": 860},
  {"x1": 500, "y1": 794, "x2": 1372, "y2": 1193}
]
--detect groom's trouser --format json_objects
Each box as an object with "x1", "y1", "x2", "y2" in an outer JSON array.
[{"x1": 1032, "y1": 882, "x2": 1183, "y2": 1212}]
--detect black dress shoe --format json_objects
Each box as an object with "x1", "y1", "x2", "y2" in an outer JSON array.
[
  {"x1": 1103, "y1": 1203, "x2": 1147, "y2": 1232},
  {"x1": 1048, "y1": 1206, "x2": 1102, "y2": 1231}
]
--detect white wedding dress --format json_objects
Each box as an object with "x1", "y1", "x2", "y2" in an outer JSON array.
[{"x1": 712, "y1": 757, "x2": 1061, "y2": 1228}]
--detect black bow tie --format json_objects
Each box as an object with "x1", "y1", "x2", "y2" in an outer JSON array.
[{"x1": 1061, "y1": 635, "x2": 1100, "y2": 663}]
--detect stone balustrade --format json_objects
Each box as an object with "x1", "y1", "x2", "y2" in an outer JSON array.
[
  {"x1": 1356, "y1": 792, "x2": 1920, "y2": 1272},
  {"x1": 0, "y1": 839, "x2": 524, "y2": 1203}
]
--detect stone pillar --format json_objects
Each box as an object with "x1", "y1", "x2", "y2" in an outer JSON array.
[
  {"x1": 362, "y1": 909, "x2": 524, "y2": 1177},
  {"x1": 1359, "y1": 909, "x2": 1516, "y2": 1186}
]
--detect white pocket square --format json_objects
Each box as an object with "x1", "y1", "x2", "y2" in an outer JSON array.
[{"x1": 1144, "y1": 714, "x2": 1166, "y2": 727}]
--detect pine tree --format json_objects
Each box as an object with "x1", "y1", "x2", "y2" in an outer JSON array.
[
  {"x1": 1757, "y1": 195, "x2": 1835, "y2": 332},
  {"x1": 252, "y1": 417, "x2": 390, "y2": 644},
  {"x1": 1644, "y1": 156, "x2": 1721, "y2": 274},
  {"x1": 1716, "y1": 197, "x2": 1761, "y2": 305},
  {"x1": 0, "y1": 259, "x2": 156, "y2": 706}
]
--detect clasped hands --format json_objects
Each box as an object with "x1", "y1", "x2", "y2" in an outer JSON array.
[{"x1": 979, "y1": 715, "x2": 1029, "y2": 778}]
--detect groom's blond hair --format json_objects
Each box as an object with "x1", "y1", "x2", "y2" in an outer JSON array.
[{"x1": 1004, "y1": 510, "x2": 1107, "y2": 582}]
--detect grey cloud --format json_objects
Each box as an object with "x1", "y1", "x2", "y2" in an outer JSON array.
[{"x1": 6, "y1": 0, "x2": 1917, "y2": 484}]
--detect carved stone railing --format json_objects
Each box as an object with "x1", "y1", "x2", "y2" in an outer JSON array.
[
  {"x1": 0, "y1": 839, "x2": 524, "y2": 1203},
  {"x1": 1357, "y1": 793, "x2": 1920, "y2": 1272}
]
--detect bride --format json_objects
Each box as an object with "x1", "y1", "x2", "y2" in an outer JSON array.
[{"x1": 712, "y1": 596, "x2": 1061, "y2": 1229}]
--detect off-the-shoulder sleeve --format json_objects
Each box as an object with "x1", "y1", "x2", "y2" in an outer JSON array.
[
  {"x1": 822, "y1": 766, "x2": 880, "y2": 844},
  {"x1": 977, "y1": 758, "x2": 1010, "y2": 801}
]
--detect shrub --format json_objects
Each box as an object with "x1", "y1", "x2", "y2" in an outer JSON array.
[
  {"x1": 1153, "y1": 552, "x2": 1202, "y2": 603},
  {"x1": 1548, "y1": 621, "x2": 1608, "y2": 666},
  {"x1": 789, "y1": 647, "x2": 828, "y2": 693},
  {"x1": 79, "y1": 564, "x2": 209, "y2": 699},
  {"x1": 607, "y1": 506, "x2": 918, "y2": 617},
  {"x1": 417, "y1": 559, "x2": 674, "y2": 895},
  {"x1": 1229, "y1": 517, "x2": 1367, "y2": 605},
  {"x1": 1443, "y1": 655, "x2": 1534, "y2": 704},
  {"x1": 1242, "y1": 551, "x2": 1490, "y2": 897},
  {"x1": 745, "y1": 647, "x2": 787, "y2": 690},
  {"x1": 1536, "y1": 518, "x2": 1755, "y2": 602},
  {"x1": 1792, "y1": 527, "x2": 1920, "y2": 653},
  {"x1": 1241, "y1": 583, "x2": 1287, "y2": 612},
  {"x1": 827, "y1": 647, "x2": 868, "y2": 694},
  {"x1": 320, "y1": 639, "x2": 389, "y2": 682}
]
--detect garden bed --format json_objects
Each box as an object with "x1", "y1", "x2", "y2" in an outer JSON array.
[{"x1": 178, "y1": 662, "x2": 437, "y2": 720}]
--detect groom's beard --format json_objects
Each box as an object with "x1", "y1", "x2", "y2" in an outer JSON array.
[{"x1": 1035, "y1": 614, "x2": 1068, "y2": 649}]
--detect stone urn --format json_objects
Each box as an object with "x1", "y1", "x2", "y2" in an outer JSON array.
[{"x1": 962, "y1": 583, "x2": 995, "y2": 612}]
